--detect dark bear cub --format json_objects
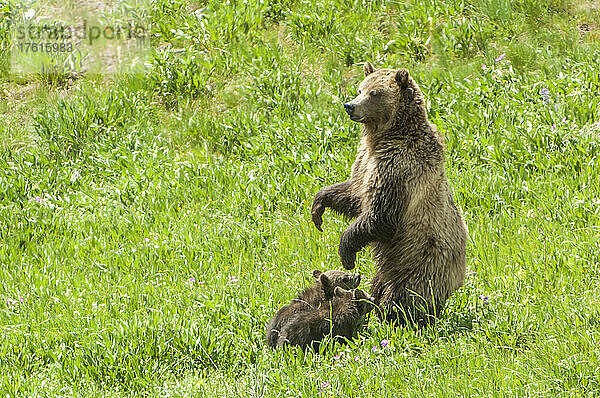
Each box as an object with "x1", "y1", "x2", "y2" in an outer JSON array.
[
  {"x1": 265, "y1": 269, "x2": 361, "y2": 347},
  {"x1": 276, "y1": 287, "x2": 374, "y2": 350}
]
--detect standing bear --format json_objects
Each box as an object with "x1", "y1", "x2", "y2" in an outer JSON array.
[{"x1": 311, "y1": 62, "x2": 468, "y2": 326}]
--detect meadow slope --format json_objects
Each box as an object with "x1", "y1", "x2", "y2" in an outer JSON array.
[{"x1": 1, "y1": 0, "x2": 599, "y2": 396}]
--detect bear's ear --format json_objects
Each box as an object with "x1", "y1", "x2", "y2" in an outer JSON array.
[
  {"x1": 395, "y1": 68, "x2": 410, "y2": 90},
  {"x1": 334, "y1": 286, "x2": 352, "y2": 299},
  {"x1": 312, "y1": 270, "x2": 322, "y2": 279},
  {"x1": 320, "y1": 274, "x2": 334, "y2": 299},
  {"x1": 363, "y1": 61, "x2": 375, "y2": 76}
]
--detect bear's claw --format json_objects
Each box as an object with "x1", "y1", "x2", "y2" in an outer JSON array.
[{"x1": 311, "y1": 200, "x2": 325, "y2": 231}]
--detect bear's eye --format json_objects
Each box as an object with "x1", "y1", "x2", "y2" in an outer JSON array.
[{"x1": 357, "y1": 89, "x2": 362, "y2": 94}]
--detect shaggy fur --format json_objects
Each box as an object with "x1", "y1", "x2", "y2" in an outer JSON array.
[
  {"x1": 276, "y1": 287, "x2": 374, "y2": 350},
  {"x1": 311, "y1": 62, "x2": 468, "y2": 326},
  {"x1": 265, "y1": 270, "x2": 361, "y2": 347}
]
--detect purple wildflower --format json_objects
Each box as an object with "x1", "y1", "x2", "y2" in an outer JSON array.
[
  {"x1": 551, "y1": 124, "x2": 557, "y2": 131},
  {"x1": 478, "y1": 295, "x2": 489, "y2": 302},
  {"x1": 333, "y1": 354, "x2": 341, "y2": 361},
  {"x1": 540, "y1": 88, "x2": 550, "y2": 103},
  {"x1": 144, "y1": 237, "x2": 151, "y2": 243},
  {"x1": 228, "y1": 276, "x2": 239, "y2": 285},
  {"x1": 372, "y1": 345, "x2": 379, "y2": 353},
  {"x1": 256, "y1": 205, "x2": 263, "y2": 211},
  {"x1": 29, "y1": 196, "x2": 43, "y2": 203},
  {"x1": 481, "y1": 64, "x2": 487, "y2": 70},
  {"x1": 354, "y1": 355, "x2": 360, "y2": 361},
  {"x1": 495, "y1": 53, "x2": 505, "y2": 62},
  {"x1": 187, "y1": 277, "x2": 196, "y2": 284},
  {"x1": 19, "y1": 297, "x2": 25, "y2": 303},
  {"x1": 320, "y1": 382, "x2": 330, "y2": 389},
  {"x1": 381, "y1": 339, "x2": 390, "y2": 348}
]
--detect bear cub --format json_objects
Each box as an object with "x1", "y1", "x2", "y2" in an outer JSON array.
[
  {"x1": 276, "y1": 287, "x2": 374, "y2": 350},
  {"x1": 265, "y1": 269, "x2": 361, "y2": 347}
]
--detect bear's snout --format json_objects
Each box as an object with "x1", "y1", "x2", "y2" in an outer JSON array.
[{"x1": 344, "y1": 103, "x2": 355, "y2": 115}]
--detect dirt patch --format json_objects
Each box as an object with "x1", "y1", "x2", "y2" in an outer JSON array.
[
  {"x1": 73, "y1": 0, "x2": 113, "y2": 14},
  {"x1": 573, "y1": 0, "x2": 600, "y2": 41},
  {"x1": 574, "y1": 0, "x2": 599, "y2": 12}
]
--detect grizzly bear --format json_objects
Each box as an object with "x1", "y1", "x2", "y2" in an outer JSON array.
[
  {"x1": 311, "y1": 62, "x2": 468, "y2": 326},
  {"x1": 265, "y1": 269, "x2": 361, "y2": 347},
  {"x1": 276, "y1": 287, "x2": 374, "y2": 350}
]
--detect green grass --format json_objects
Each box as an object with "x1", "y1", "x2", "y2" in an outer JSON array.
[{"x1": 1, "y1": 0, "x2": 600, "y2": 396}]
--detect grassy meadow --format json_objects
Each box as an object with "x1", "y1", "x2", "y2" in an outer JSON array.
[{"x1": 1, "y1": 0, "x2": 600, "y2": 396}]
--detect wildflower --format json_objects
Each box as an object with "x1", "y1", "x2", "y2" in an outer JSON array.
[
  {"x1": 551, "y1": 124, "x2": 557, "y2": 130},
  {"x1": 29, "y1": 196, "x2": 43, "y2": 203},
  {"x1": 70, "y1": 169, "x2": 81, "y2": 183},
  {"x1": 256, "y1": 205, "x2": 263, "y2": 211},
  {"x1": 187, "y1": 277, "x2": 196, "y2": 284},
  {"x1": 481, "y1": 64, "x2": 487, "y2": 70},
  {"x1": 561, "y1": 117, "x2": 566, "y2": 123},
  {"x1": 354, "y1": 355, "x2": 360, "y2": 361},
  {"x1": 478, "y1": 295, "x2": 489, "y2": 302},
  {"x1": 19, "y1": 297, "x2": 24, "y2": 303},
  {"x1": 495, "y1": 53, "x2": 505, "y2": 62},
  {"x1": 372, "y1": 345, "x2": 379, "y2": 353},
  {"x1": 380, "y1": 339, "x2": 390, "y2": 348},
  {"x1": 333, "y1": 354, "x2": 341, "y2": 361},
  {"x1": 144, "y1": 237, "x2": 151, "y2": 243},
  {"x1": 317, "y1": 381, "x2": 331, "y2": 396},
  {"x1": 228, "y1": 276, "x2": 239, "y2": 285},
  {"x1": 540, "y1": 88, "x2": 550, "y2": 103},
  {"x1": 6, "y1": 298, "x2": 18, "y2": 306},
  {"x1": 24, "y1": 8, "x2": 36, "y2": 19}
]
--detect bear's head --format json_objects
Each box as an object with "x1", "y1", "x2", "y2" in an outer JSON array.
[
  {"x1": 313, "y1": 269, "x2": 361, "y2": 300},
  {"x1": 343, "y1": 62, "x2": 423, "y2": 129}
]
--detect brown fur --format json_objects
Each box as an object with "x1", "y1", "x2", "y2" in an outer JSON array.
[
  {"x1": 311, "y1": 62, "x2": 468, "y2": 326},
  {"x1": 276, "y1": 287, "x2": 374, "y2": 350},
  {"x1": 265, "y1": 270, "x2": 361, "y2": 347}
]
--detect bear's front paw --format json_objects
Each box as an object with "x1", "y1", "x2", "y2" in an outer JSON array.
[
  {"x1": 311, "y1": 193, "x2": 326, "y2": 232},
  {"x1": 339, "y1": 245, "x2": 356, "y2": 270},
  {"x1": 339, "y1": 234, "x2": 357, "y2": 270}
]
